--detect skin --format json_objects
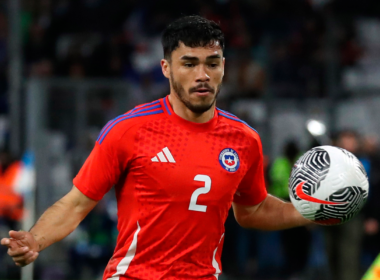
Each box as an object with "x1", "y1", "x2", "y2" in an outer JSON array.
[
  {"x1": 1, "y1": 40, "x2": 310, "y2": 268},
  {"x1": 162, "y1": 41, "x2": 309, "y2": 230},
  {"x1": 161, "y1": 41, "x2": 224, "y2": 123},
  {"x1": 1, "y1": 186, "x2": 97, "y2": 266}
]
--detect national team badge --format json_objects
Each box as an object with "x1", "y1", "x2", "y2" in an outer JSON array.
[{"x1": 219, "y1": 148, "x2": 240, "y2": 172}]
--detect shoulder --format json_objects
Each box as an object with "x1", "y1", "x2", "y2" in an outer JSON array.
[
  {"x1": 217, "y1": 108, "x2": 260, "y2": 142},
  {"x1": 97, "y1": 99, "x2": 165, "y2": 145}
]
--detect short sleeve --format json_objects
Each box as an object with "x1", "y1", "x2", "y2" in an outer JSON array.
[
  {"x1": 73, "y1": 127, "x2": 130, "y2": 201},
  {"x1": 233, "y1": 137, "x2": 267, "y2": 206}
]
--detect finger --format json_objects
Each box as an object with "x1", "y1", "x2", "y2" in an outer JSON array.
[
  {"x1": 2, "y1": 238, "x2": 21, "y2": 250},
  {"x1": 25, "y1": 252, "x2": 39, "y2": 265},
  {"x1": 14, "y1": 261, "x2": 27, "y2": 267},
  {"x1": 14, "y1": 252, "x2": 38, "y2": 267},
  {"x1": 9, "y1": 230, "x2": 25, "y2": 240},
  {"x1": 1, "y1": 238, "x2": 11, "y2": 247},
  {"x1": 12, "y1": 251, "x2": 34, "y2": 262},
  {"x1": 8, "y1": 247, "x2": 29, "y2": 257}
]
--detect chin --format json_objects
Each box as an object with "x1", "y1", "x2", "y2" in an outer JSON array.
[{"x1": 188, "y1": 100, "x2": 215, "y2": 114}]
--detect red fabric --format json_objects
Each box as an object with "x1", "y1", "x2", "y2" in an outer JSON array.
[
  {"x1": 74, "y1": 96, "x2": 267, "y2": 280},
  {"x1": 0, "y1": 161, "x2": 24, "y2": 221}
]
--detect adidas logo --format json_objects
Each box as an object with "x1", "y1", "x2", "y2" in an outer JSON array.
[{"x1": 151, "y1": 147, "x2": 176, "y2": 163}]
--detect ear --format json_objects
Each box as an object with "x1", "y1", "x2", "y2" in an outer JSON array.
[{"x1": 161, "y1": 59, "x2": 171, "y2": 79}]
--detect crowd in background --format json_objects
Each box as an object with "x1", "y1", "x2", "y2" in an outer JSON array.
[
  {"x1": 0, "y1": 0, "x2": 369, "y2": 115},
  {"x1": 0, "y1": 0, "x2": 379, "y2": 279}
]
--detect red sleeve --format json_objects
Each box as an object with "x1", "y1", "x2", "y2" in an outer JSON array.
[
  {"x1": 233, "y1": 136, "x2": 267, "y2": 206},
  {"x1": 73, "y1": 126, "x2": 131, "y2": 201}
]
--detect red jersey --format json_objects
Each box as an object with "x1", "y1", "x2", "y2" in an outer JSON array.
[{"x1": 74, "y1": 96, "x2": 267, "y2": 280}]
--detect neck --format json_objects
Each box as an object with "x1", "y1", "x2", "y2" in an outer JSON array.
[{"x1": 168, "y1": 93, "x2": 215, "y2": 123}]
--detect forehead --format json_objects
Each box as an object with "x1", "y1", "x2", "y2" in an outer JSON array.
[{"x1": 171, "y1": 41, "x2": 223, "y2": 60}]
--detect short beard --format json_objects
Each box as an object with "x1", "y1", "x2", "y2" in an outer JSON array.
[{"x1": 170, "y1": 71, "x2": 221, "y2": 114}]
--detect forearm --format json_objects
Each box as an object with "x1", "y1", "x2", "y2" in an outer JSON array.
[
  {"x1": 30, "y1": 201, "x2": 81, "y2": 251},
  {"x1": 234, "y1": 194, "x2": 311, "y2": 231},
  {"x1": 29, "y1": 187, "x2": 97, "y2": 252}
]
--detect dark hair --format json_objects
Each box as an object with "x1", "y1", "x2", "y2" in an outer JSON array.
[{"x1": 162, "y1": 15, "x2": 225, "y2": 60}]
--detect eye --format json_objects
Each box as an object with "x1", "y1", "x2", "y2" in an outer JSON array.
[
  {"x1": 184, "y1": 63, "x2": 194, "y2": 68},
  {"x1": 208, "y1": 62, "x2": 220, "y2": 68}
]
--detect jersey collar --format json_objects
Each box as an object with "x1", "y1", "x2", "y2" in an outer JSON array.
[{"x1": 160, "y1": 95, "x2": 219, "y2": 132}]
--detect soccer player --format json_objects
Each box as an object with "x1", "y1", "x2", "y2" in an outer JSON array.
[{"x1": 1, "y1": 15, "x2": 310, "y2": 279}]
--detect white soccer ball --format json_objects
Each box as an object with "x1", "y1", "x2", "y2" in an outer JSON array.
[{"x1": 289, "y1": 145, "x2": 369, "y2": 225}]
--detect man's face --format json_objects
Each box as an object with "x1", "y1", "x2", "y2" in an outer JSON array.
[{"x1": 162, "y1": 42, "x2": 225, "y2": 114}]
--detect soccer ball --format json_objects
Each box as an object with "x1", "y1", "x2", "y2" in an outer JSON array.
[{"x1": 289, "y1": 145, "x2": 369, "y2": 225}]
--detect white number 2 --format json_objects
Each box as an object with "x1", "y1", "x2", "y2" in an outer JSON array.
[{"x1": 189, "y1": 175, "x2": 211, "y2": 212}]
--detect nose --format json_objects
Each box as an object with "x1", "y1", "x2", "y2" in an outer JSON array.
[{"x1": 195, "y1": 65, "x2": 210, "y2": 83}]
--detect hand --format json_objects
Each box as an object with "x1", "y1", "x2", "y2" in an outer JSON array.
[{"x1": 1, "y1": 230, "x2": 40, "y2": 267}]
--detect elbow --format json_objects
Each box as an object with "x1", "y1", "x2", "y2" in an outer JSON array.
[
  {"x1": 233, "y1": 201, "x2": 266, "y2": 230},
  {"x1": 235, "y1": 214, "x2": 253, "y2": 229},
  {"x1": 237, "y1": 221, "x2": 251, "y2": 229}
]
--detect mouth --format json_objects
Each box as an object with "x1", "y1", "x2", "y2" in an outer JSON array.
[{"x1": 193, "y1": 88, "x2": 213, "y2": 96}]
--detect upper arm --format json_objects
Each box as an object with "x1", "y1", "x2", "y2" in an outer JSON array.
[
  {"x1": 60, "y1": 185, "x2": 99, "y2": 217},
  {"x1": 232, "y1": 199, "x2": 264, "y2": 228}
]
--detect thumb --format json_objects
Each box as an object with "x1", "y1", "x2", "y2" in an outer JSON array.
[{"x1": 9, "y1": 230, "x2": 26, "y2": 240}]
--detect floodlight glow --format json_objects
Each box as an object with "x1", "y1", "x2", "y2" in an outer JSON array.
[{"x1": 307, "y1": 120, "x2": 326, "y2": 136}]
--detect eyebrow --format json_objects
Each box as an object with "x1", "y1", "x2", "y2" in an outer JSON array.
[{"x1": 180, "y1": 54, "x2": 222, "y2": 61}]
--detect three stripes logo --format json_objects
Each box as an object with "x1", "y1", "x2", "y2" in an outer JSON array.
[{"x1": 151, "y1": 147, "x2": 176, "y2": 163}]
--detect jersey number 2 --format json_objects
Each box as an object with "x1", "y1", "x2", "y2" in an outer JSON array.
[{"x1": 189, "y1": 175, "x2": 211, "y2": 212}]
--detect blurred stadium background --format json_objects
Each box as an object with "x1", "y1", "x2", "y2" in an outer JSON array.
[{"x1": 0, "y1": 0, "x2": 380, "y2": 279}]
